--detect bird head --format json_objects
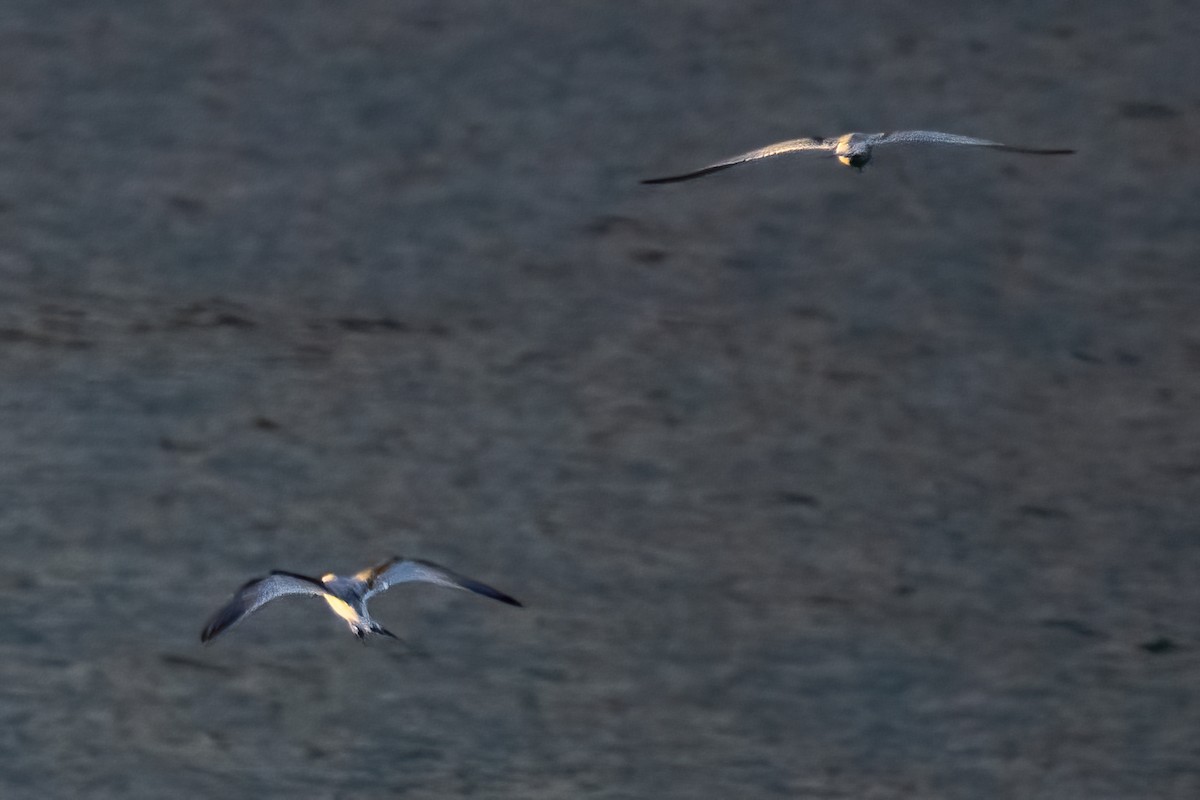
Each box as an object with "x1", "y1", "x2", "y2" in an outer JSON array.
[{"x1": 838, "y1": 152, "x2": 870, "y2": 171}]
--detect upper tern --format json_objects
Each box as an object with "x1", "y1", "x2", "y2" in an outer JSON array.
[
  {"x1": 200, "y1": 556, "x2": 522, "y2": 643},
  {"x1": 642, "y1": 130, "x2": 1074, "y2": 181}
]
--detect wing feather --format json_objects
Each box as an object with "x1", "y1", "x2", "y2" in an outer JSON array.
[
  {"x1": 872, "y1": 130, "x2": 1073, "y2": 154},
  {"x1": 641, "y1": 137, "x2": 833, "y2": 184},
  {"x1": 200, "y1": 571, "x2": 328, "y2": 643},
  {"x1": 359, "y1": 557, "x2": 522, "y2": 607}
]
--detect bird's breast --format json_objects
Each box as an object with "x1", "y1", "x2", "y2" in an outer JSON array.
[{"x1": 322, "y1": 594, "x2": 363, "y2": 624}]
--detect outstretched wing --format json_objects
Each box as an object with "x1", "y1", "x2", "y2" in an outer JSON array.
[
  {"x1": 357, "y1": 557, "x2": 522, "y2": 607},
  {"x1": 200, "y1": 571, "x2": 328, "y2": 643},
  {"x1": 871, "y1": 130, "x2": 1074, "y2": 155},
  {"x1": 641, "y1": 137, "x2": 834, "y2": 184}
]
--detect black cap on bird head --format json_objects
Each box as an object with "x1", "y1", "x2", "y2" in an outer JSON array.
[{"x1": 839, "y1": 152, "x2": 871, "y2": 171}]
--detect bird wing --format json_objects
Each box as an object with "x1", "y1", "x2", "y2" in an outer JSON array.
[
  {"x1": 357, "y1": 557, "x2": 522, "y2": 607},
  {"x1": 870, "y1": 130, "x2": 1074, "y2": 154},
  {"x1": 200, "y1": 571, "x2": 329, "y2": 643},
  {"x1": 641, "y1": 137, "x2": 834, "y2": 184}
]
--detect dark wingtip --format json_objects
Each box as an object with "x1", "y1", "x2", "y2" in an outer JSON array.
[
  {"x1": 483, "y1": 585, "x2": 523, "y2": 607},
  {"x1": 641, "y1": 163, "x2": 735, "y2": 185},
  {"x1": 641, "y1": 175, "x2": 686, "y2": 185},
  {"x1": 465, "y1": 579, "x2": 523, "y2": 607},
  {"x1": 200, "y1": 610, "x2": 234, "y2": 644},
  {"x1": 992, "y1": 145, "x2": 1077, "y2": 156}
]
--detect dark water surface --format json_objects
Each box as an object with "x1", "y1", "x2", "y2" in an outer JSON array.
[{"x1": 1, "y1": 2, "x2": 1197, "y2": 798}]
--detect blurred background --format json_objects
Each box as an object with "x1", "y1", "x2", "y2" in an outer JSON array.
[{"x1": 0, "y1": 1, "x2": 1197, "y2": 797}]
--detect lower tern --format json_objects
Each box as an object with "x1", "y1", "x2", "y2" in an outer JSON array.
[
  {"x1": 642, "y1": 130, "x2": 1074, "y2": 182},
  {"x1": 200, "y1": 556, "x2": 522, "y2": 643}
]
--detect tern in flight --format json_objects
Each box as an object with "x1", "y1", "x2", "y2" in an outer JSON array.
[
  {"x1": 200, "y1": 556, "x2": 522, "y2": 643},
  {"x1": 642, "y1": 130, "x2": 1074, "y2": 181}
]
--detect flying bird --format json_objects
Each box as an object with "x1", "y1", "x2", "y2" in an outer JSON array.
[
  {"x1": 641, "y1": 130, "x2": 1074, "y2": 182},
  {"x1": 200, "y1": 556, "x2": 522, "y2": 643}
]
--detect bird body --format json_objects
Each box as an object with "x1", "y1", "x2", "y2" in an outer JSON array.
[
  {"x1": 200, "y1": 557, "x2": 521, "y2": 643},
  {"x1": 642, "y1": 129, "x2": 1074, "y2": 182}
]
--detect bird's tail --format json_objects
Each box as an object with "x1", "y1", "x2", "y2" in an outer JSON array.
[{"x1": 371, "y1": 623, "x2": 402, "y2": 642}]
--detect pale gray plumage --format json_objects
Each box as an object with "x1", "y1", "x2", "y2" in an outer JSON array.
[
  {"x1": 869, "y1": 130, "x2": 1070, "y2": 153},
  {"x1": 642, "y1": 137, "x2": 830, "y2": 182},
  {"x1": 200, "y1": 557, "x2": 521, "y2": 644},
  {"x1": 642, "y1": 129, "x2": 1074, "y2": 182},
  {"x1": 357, "y1": 557, "x2": 519, "y2": 603},
  {"x1": 200, "y1": 572, "x2": 328, "y2": 643}
]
